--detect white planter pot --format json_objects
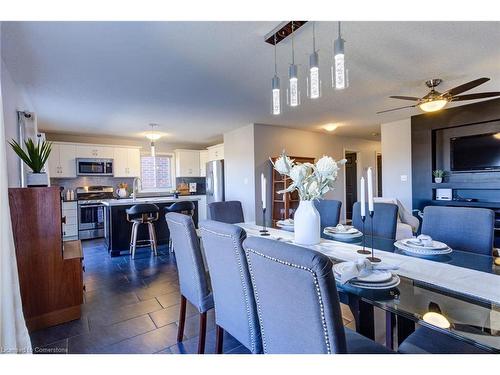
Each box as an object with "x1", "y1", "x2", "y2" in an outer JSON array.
[
  {"x1": 434, "y1": 177, "x2": 443, "y2": 183},
  {"x1": 117, "y1": 188, "x2": 128, "y2": 198},
  {"x1": 294, "y1": 200, "x2": 321, "y2": 246},
  {"x1": 27, "y1": 172, "x2": 48, "y2": 187}
]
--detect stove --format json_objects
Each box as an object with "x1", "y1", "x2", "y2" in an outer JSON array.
[{"x1": 76, "y1": 186, "x2": 114, "y2": 240}]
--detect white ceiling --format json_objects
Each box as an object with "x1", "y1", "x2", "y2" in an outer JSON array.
[{"x1": 2, "y1": 21, "x2": 500, "y2": 145}]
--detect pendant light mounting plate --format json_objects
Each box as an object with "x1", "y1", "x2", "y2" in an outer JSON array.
[{"x1": 265, "y1": 21, "x2": 308, "y2": 45}]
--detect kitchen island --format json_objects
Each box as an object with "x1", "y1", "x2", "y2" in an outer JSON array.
[{"x1": 102, "y1": 196, "x2": 200, "y2": 257}]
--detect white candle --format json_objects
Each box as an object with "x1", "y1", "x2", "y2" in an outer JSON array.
[
  {"x1": 360, "y1": 177, "x2": 366, "y2": 217},
  {"x1": 367, "y1": 167, "x2": 374, "y2": 212},
  {"x1": 261, "y1": 173, "x2": 266, "y2": 210}
]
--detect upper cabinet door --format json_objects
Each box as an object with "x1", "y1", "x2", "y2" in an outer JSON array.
[
  {"x1": 127, "y1": 148, "x2": 141, "y2": 177},
  {"x1": 76, "y1": 145, "x2": 114, "y2": 159},
  {"x1": 207, "y1": 144, "x2": 224, "y2": 161},
  {"x1": 199, "y1": 150, "x2": 208, "y2": 177},
  {"x1": 59, "y1": 144, "x2": 77, "y2": 177},
  {"x1": 175, "y1": 150, "x2": 200, "y2": 177},
  {"x1": 113, "y1": 147, "x2": 129, "y2": 177},
  {"x1": 47, "y1": 144, "x2": 61, "y2": 177}
]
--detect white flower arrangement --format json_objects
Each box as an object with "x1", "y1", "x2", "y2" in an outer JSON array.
[{"x1": 271, "y1": 151, "x2": 346, "y2": 201}]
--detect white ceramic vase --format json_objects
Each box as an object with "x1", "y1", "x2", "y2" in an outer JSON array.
[
  {"x1": 117, "y1": 188, "x2": 128, "y2": 198},
  {"x1": 26, "y1": 172, "x2": 48, "y2": 187},
  {"x1": 294, "y1": 200, "x2": 321, "y2": 246},
  {"x1": 434, "y1": 177, "x2": 442, "y2": 183}
]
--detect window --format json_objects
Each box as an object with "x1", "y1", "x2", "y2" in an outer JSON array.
[{"x1": 140, "y1": 154, "x2": 174, "y2": 190}]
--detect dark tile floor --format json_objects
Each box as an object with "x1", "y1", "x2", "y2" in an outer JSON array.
[{"x1": 31, "y1": 239, "x2": 355, "y2": 354}]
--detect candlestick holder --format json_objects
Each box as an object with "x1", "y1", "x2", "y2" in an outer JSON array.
[
  {"x1": 366, "y1": 210, "x2": 381, "y2": 262},
  {"x1": 356, "y1": 215, "x2": 370, "y2": 254},
  {"x1": 260, "y1": 207, "x2": 270, "y2": 236}
]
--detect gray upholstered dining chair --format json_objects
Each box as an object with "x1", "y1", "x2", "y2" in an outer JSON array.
[
  {"x1": 165, "y1": 212, "x2": 214, "y2": 354},
  {"x1": 208, "y1": 201, "x2": 244, "y2": 224},
  {"x1": 352, "y1": 202, "x2": 398, "y2": 240},
  {"x1": 314, "y1": 199, "x2": 342, "y2": 229},
  {"x1": 199, "y1": 220, "x2": 262, "y2": 354},
  {"x1": 165, "y1": 200, "x2": 196, "y2": 253},
  {"x1": 242, "y1": 236, "x2": 394, "y2": 354},
  {"x1": 421, "y1": 206, "x2": 494, "y2": 256}
]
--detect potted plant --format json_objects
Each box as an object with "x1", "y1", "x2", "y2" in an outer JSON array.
[
  {"x1": 271, "y1": 151, "x2": 346, "y2": 246},
  {"x1": 433, "y1": 169, "x2": 446, "y2": 183},
  {"x1": 9, "y1": 138, "x2": 52, "y2": 187}
]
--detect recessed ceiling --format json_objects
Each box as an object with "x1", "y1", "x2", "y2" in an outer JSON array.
[{"x1": 2, "y1": 21, "x2": 500, "y2": 144}]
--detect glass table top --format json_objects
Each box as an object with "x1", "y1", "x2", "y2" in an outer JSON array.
[{"x1": 322, "y1": 231, "x2": 500, "y2": 352}]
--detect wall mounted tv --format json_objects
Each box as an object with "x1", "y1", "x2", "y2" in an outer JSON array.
[{"x1": 450, "y1": 132, "x2": 500, "y2": 172}]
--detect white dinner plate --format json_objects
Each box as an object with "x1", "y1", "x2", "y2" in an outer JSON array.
[
  {"x1": 323, "y1": 230, "x2": 363, "y2": 240},
  {"x1": 349, "y1": 275, "x2": 401, "y2": 290},
  {"x1": 277, "y1": 219, "x2": 294, "y2": 227},
  {"x1": 394, "y1": 241, "x2": 453, "y2": 256},
  {"x1": 401, "y1": 238, "x2": 449, "y2": 250},
  {"x1": 333, "y1": 262, "x2": 393, "y2": 283}
]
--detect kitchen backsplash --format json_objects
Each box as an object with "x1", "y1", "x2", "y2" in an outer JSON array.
[
  {"x1": 175, "y1": 177, "x2": 206, "y2": 195},
  {"x1": 50, "y1": 176, "x2": 136, "y2": 192}
]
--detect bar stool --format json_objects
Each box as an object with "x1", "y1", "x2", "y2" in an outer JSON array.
[
  {"x1": 126, "y1": 203, "x2": 160, "y2": 259},
  {"x1": 165, "y1": 201, "x2": 195, "y2": 252}
]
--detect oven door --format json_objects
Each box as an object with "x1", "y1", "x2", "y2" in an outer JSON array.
[{"x1": 79, "y1": 204, "x2": 105, "y2": 230}]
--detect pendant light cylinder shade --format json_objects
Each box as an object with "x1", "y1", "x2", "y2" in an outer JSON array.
[
  {"x1": 271, "y1": 75, "x2": 281, "y2": 115},
  {"x1": 333, "y1": 36, "x2": 347, "y2": 90},
  {"x1": 309, "y1": 51, "x2": 320, "y2": 99},
  {"x1": 288, "y1": 64, "x2": 300, "y2": 107}
]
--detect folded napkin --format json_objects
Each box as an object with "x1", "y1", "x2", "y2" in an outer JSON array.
[
  {"x1": 408, "y1": 234, "x2": 433, "y2": 247},
  {"x1": 338, "y1": 258, "x2": 399, "y2": 285}
]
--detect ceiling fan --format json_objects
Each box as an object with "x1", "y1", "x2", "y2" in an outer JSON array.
[{"x1": 377, "y1": 77, "x2": 500, "y2": 114}]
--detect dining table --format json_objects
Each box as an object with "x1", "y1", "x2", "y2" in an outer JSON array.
[{"x1": 237, "y1": 222, "x2": 500, "y2": 353}]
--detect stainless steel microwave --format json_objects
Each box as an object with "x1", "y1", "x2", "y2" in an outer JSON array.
[{"x1": 76, "y1": 158, "x2": 113, "y2": 176}]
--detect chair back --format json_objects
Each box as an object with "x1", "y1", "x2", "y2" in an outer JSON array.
[
  {"x1": 242, "y1": 237, "x2": 347, "y2": 354},
  {"x1": 208, "y1": 201, "x2": 244, "y2": 224},
  {"x1": 165, "y1": 200, "x2": 195, "y2": 216},
  {"x1": 352, "y1": 202, "x2": 398, "y2": 240},
  {"x1": 199, "y1": 220, "x2": 262, "y2": 353},
  {"x1": 165, "y1": 212, "x2": 213, "y2": 312},
  {"x1": 314, "y1": 199, "x2": 342, "y2": 228},
  {"x1": 422, "y1": 206, "x2": 494, "y2": 256}
]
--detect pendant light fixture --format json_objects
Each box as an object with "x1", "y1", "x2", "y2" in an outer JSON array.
[
  {"x1": 308, "y1": 22, "x2": 321, "y2": 99},
  {"x1": 287, "y1": 22, "x2": 300, "y2": 107},
  {"x1": 145, "y1": 123, "x2": 160, "y2": 157},
  {"x1": 332, "y1": 21, "x2": 348, "y2": 90},
  {"x1": 271, "y1": 34, "x2": 281, "y2": 115}
]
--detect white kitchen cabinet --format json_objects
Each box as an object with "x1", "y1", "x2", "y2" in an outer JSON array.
[
  {"x1": 62, "y1": 201, "x2": 78, "y2": 241},
  {"x1": 76, "y1": 145, "x2": 114, "y2": 159},
  {"x1": 199, "y1": 150, "x2": 208, "y2": 177},
  {"x1": 113, "y1": 147, "x2": 141, "y2": 178},
  {"x1": 48, "y1": 143, "x2": 77, "y2": 178},
  {"x1": 197, "y1": 195, "x2": 207, "y2": 221},
  {"x1": 175, "y1": 150, "x2": 201, "y2": 177},
  {"x1": 207, "y1": 143, "x2": 224, "y2": 161}
]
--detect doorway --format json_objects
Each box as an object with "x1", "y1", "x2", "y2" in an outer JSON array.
[
  {"x1": 344, "y1": 151, "x2": 358, "y2": 221},
  {"x1": 376, "y1": 153, "x2": 382, "y2": 197}
]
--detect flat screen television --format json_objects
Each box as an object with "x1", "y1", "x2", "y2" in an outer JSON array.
[{"x1": 450, "y1": 132, "x2": 500, "y2": 172}]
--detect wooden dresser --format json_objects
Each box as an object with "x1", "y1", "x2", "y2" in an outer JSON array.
[{"x1": 8, "y1": 187, "x2": 84, "y2": 332}]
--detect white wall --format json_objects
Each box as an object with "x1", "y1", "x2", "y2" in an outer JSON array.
[
  {"x1": 223, "y1": 124, "x2": 256, "y2": 222},
  {"x1": 381, "y1": 118, "x2": 412, "y2": 209},
  {"x1": 1, "y1": 59, "x2": 36, "y2": 187},
  {"x1": 251, "y1": 124, "x2": 381, "y2": 224}
]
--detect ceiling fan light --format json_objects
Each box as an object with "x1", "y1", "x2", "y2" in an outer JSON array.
[{"x1": 418, "y1": 99, "x2": 448, "y2": 112}]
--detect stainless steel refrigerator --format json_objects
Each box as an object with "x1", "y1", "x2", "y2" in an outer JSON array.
[{"x1": 206, "y1": 160, "x2": 224, "y2": 209}]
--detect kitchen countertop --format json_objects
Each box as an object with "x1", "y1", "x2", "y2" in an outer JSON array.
[{"x1": 101, "y1": 195, "x2": 201, "y2": 206}]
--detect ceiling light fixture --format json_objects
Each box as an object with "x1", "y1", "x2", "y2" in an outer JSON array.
[
  {"x1": 308, "y1": 22, "x2": 321, "y2": 99},
  {"x1": 287, "y1": 22, "x2": 300, "y2": 107},
  {"x1": 418, "y1": 98, "x2": 448, "y2": 112},
  {"x1": 271, "y1": 35, "x2": 281, "y2": 115},
  {"x1": 332, "y1": 21, "x2": 348, "y2": 90},
  {"x1": 324, "y1": 123, "x2": 338, "y2": 132}
]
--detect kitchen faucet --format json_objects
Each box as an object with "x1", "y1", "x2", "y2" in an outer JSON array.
[{"x1": 132, "y1": 177, "x2": 142, "y2": 202}]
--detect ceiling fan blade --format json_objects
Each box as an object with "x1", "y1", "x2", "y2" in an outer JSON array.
[
  {"x1": 389, "y1": 95, "x2": 420, "y2": 101},
  {"x1": 376, "y1": 105, "x2": 417, "y2": 114},
  {"x1": 445, "y1": 77, "x2": 490, "y2": 96},
  {"x1": 452, "y1": 92, "x2": 500, "y2": 101}
]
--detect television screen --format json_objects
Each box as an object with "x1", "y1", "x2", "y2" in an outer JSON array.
[{"x1": 450, "y1": 132, "x2": 500, "y2": 172}]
